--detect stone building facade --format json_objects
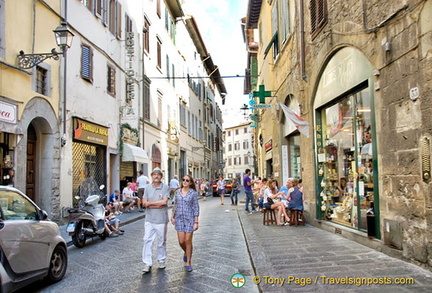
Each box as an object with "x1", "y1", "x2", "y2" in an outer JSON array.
[{"x1": 245, "y1": 0, "x2": 432, "y2": 268}]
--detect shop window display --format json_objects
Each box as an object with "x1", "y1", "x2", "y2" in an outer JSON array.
[{"x1": 317, "y1": 88, "x2": 375, "y2": 231}]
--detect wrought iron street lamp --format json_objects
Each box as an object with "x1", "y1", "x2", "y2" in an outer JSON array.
[{"x1": 17, "y1": 22, "x2": 74, "y2": 69}]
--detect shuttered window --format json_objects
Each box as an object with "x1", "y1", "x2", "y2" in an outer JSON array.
[
  {"x1": 83, "y1": 0, "x2": 93, "y2": 11},
  {"x1": 157, "y1": 94, "x2": 162, "y2": 128},
  {"x1": 81, "y1": 44, "x2": 93, "y2": 82},
  {"x1": 95, "y1": 0, "x2": 102, "y2": 17},
  {"x1": 310, "y1": 0, "x2": 328, "y2": 38},
  {"x1": 166, "y1": 55, "x2": 170, "y2": 81},
  {"x1": 107, "y1": 65, "x2": 116, "y2": 96},
  {"x1": 157, "y1": 38, "x2": 162, "y2": 69},
  {"x1": 109, "y1": 0, "x2": 116, "y2": 35},
  {"x1": 116, "y1": 1, "x2": 121, "y2": 39},
  {"x1": 143, "y1": 19, "x2": 150, "y2": 53},
  {"x1": 125, "y1": 14, "x2": 132, "y2": 33},
  {"x1": 157, "y1": 0, "x2": 161, "y2": 18},
  {"x1": 143, "y1": 77, "x2": 151, "y2": 121}
]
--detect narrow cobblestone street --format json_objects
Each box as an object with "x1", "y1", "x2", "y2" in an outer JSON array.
[{"x1": 23, "y1": 195, "x2": 432, "y2": 292}]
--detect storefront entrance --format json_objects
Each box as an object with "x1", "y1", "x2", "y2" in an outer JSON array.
[{"x1": 314, "y1": 47, "x2": 379, "y2": 238}]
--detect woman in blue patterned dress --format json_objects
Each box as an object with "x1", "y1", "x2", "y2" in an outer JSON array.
[{"x1": 170, "y1": 174, "x2": 200, "y2": 272}]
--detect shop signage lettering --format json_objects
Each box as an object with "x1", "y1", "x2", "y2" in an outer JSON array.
[
  {"x1": 0, "y1": 101, "x2": 17, "y2": 124},
  {"x1": 81, "y1": 122, "x2": 108, "y2": 136},
  {"x1": 265, "y1": 139, "x2": 272, "y2": 152},
  {"x1": 73, "y1": 118, "x2": 108, "y2": 146},
  {"x1": 125, "y1": 32, "x2": 135, "y2": 104}
]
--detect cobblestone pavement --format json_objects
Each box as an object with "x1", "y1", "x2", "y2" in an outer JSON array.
[{"x1": 19, "y1": 195, "x2": 432, "y2": 292}]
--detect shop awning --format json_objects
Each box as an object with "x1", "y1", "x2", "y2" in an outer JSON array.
[{"x1": 122, "y1": 143, "x2": 148, "y2": 163}]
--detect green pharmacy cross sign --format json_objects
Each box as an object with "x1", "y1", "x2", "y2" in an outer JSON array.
[{"x1": 253, "y1": 85, "x2": 272, "y2": 104}]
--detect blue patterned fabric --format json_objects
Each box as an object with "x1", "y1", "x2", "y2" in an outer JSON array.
[
  {"x1": 288, "y1": 187, "x2": 303, "y2": 211},
  {"x1": 174, "y1": 188, "x2": 200, "y2": 233}
]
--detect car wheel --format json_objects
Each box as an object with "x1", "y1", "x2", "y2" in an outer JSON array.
[
  {"x1": 72, "y1": 221, "x2": 86, "y2": 248},
  {"x1": 46, "y1": 245, "x2": 67, "y2": 283}
]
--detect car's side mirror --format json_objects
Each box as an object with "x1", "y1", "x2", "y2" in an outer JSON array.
[{"x1": 40, "y1": 210, "x2": 49, "y2": 220}]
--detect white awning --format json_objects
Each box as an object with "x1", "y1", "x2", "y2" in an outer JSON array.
[{"x1": 122, "y1": 143, "x2": 148, "y2": 163}]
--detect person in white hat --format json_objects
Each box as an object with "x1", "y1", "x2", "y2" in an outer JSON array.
[{"x1": 141, "y1": 167, "x2": 170, "y2": 274}]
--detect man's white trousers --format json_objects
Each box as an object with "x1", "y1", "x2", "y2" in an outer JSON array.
[{"x1": 142, "y1": 221, "x2": 167, "y2": 267}]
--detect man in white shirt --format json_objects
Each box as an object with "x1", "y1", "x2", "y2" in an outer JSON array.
[
  {"x1": 137, "y1": 170, "x2": 149, "y2": 212},
  {"x1": 169, "y1": 175, "x2": 180, "y2": 202}
]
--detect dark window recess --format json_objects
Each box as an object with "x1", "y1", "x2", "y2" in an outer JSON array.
[{"x1": 36, "y1": 66, "x2": 47, "y2": 95}]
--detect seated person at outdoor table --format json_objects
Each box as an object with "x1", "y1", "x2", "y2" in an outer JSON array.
[
  {"x1": 109, "y1": 189, "x2": 123, "y2": 215},
  {"x1": 279, "y1": 179, "x2": 291, "y2": 207},
  {"x1": 122, "y1": 182, "x2": 139, "y2": 212},
  {"x1": 263, "y1": 179, "x2": 290, "y2": 226},
  {"x1": 105, "y1": 202, "x2": 124, "y2": 235},
  {"x1": 286, "y1": 178, "x2": 304, "y2": 211}
]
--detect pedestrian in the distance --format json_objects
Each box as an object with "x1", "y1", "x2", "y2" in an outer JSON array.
[
  {"x1": 230, "y1": 178, "x2": 239, "y2": 205},
  {"x1": 216, "y1": 175, "x2": 225, "y2": 205},
  {"x1": 171, "y1": 174, "x2": 200, "y2": 272},
  {"x1": 243, "y1": 169, "x2": 256, "y2": 213},
  {"x1": 199, "y1": 178, "x2": 207, "y2": 201},
  {"x1": 141, "y1": 167, "x2": 170, "y2": 274},
  {"x1": 169, "y1": 175, "x2": 180, "y2": 203}
]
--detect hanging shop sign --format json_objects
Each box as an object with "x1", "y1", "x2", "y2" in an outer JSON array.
[
  {"x1": 0, "y1": 101, "x2": 17, "y2": 124},
  {"x1": 73, "y1": 118, "x2": 108, "y2": 146},
  {"x1": 125, "y1": 31, "x2": 135, "y2": 104}
]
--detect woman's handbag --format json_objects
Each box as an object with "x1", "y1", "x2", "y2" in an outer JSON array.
[{"x1": 267, "y1": 197, "x2": 274, "y2": 205}]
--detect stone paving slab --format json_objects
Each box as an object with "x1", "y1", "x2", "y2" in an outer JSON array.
[
  {"x1": 18, "y1": 196, "x2": 432, "y2": 292},
  {"x1": 238, "y1": 206, "x2": 432, "y2": 292}
]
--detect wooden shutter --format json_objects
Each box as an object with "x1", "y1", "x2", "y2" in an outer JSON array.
[
  {"x1": 107, "y1": 65, "x2": 116, "y2": 95},
  {"x1": 116, "y1": 2, "x2": 122, "y2": 39},
  {"x1": 310, "y1": 0, "x2": 328, "y2": 38},
  {"x1": 144, "y1": 20, "x2": 150, "y2": 53},
  {"x1": 95, "y1": 0, "x2": 102, "y2": 17},
  {"x1": 81, "y1": 45, "x2": 93, "y2": 82},
  {"x1": 109, "y1": 0, "x2": 115, "y2": 34},
  {"x1": 157, "y1": 39, "x2": 162, "y2": 68}
]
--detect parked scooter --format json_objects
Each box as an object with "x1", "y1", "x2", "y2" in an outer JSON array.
[{"x1": 66, "y1": 185, "x2": 108, "y2": 248}]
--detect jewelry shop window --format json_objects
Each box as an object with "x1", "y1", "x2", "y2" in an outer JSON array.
[{"x1": 316, "y1": 87, "x2": 375, "y2": 231}]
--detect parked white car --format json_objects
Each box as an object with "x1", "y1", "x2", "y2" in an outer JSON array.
[{"x1": 0, "y1": 186, "x2": 67, "y2": 292}]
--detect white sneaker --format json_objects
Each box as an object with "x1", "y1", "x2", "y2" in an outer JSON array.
[
  {"x1": 142, "y1": 266, "x2": 151, "y2": 273},
  {"x1": 158, "y1": 262, "x2": 166, "y2": 269}
]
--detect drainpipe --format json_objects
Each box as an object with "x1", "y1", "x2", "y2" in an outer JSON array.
[
  {"x1": 61, "y1": 0, "x2": 68, "y2": 147},
  {"x1": 300, "y1": 0, "x2": 307, "y2": 81}
]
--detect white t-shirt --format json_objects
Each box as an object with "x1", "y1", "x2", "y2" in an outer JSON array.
[
  {"x1": 137, "y1": 175, "x2": 149, "y2": 190},
  {"x1": 122, "y1": 187, "x2": 133, "y2": 201}
]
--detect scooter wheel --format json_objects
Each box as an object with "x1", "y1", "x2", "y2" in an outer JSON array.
[
  {"x1": 99, "y1": 230, "x2": 108, "y2": 240},
  {"x1": 72, "y1": 221, "x2": 86, "y2": 248}
]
